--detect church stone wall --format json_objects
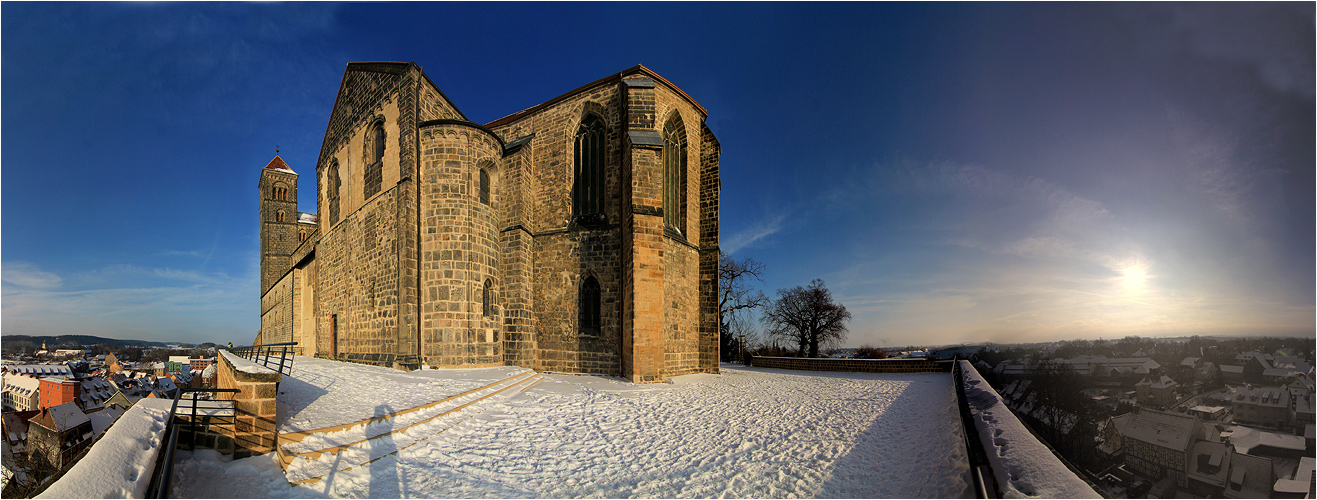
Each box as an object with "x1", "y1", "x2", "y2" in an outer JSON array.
[
  {"x1": 490, "y1": 81, "x2": 626, "y2": 375},
  {"x1": 260, "y1": 271, "x2": 295, "y2": 345},
  {"x1": 314, "y1": 183, "x2": 404, "y2": 363},
  {"x1": 417, "y1": 122, "x2": 504, "y2": 368}
]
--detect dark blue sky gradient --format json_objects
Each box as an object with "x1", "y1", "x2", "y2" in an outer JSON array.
[{"x1": 3, "y1": 3, "x2": 1312, "y2": 346}]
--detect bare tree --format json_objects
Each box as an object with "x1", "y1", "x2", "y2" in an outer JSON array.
[
  {"x1": 719, "y1": 254, "x2": 769, "y2": 362},
  {"x1": 762, "y1": 279, "x2": 851, "y2": 358}
]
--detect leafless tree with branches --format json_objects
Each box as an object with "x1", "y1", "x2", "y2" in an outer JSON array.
[
  {"x1": 719, "y1": 254, "x2": 769, "y2": 362},
  {"x1": 762, "y1": 279, "x2": 851, "y2": 358}
]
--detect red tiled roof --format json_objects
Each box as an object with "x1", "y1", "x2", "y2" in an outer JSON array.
[{"x1": 264, "y1": 156, "x2": 295, "y2": 174}]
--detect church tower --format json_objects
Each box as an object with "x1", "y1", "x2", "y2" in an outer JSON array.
[{"x1": 258, "y1": 156, "x2": 299, "y2": 295}]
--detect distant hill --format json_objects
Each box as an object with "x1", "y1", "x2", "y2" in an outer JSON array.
[{"x1": 2, "y1": 334, "x2": 172, "y2": 349}]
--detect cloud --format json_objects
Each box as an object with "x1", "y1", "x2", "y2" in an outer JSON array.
[
  {"x1": 1, "y1": 261, "x2": 256, "y2": 343},
  {"x1": 2, "y1": 262, "x2": 63, "y2": 289},
  {"x1": 723, "y1": 211, "x2": 791, "y2": 255}
]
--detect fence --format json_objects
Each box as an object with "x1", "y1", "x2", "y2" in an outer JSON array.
[
  {"x1": 226, "y1": 342, "x2": 298, "y2": 376},
  {"x1": 747, "y1": 356, "x2": 952, "y2": 373},
  {"x1": 145, "y1": 387, "x2": 240, "y2": 498}
]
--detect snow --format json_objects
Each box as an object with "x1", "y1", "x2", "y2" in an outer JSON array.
[
  {"x1": 1228, "y1": 425, "x2": 1307, "y2": 454},
  {"x1": 277, "y1": 356, "x2": 528, "y2": 433},
  {"x1": 173, "y1": 363, "x2": 969, "y2": 498},
  {"x1": 89, "y1": 406, "x2": 126, "y2": 438},
  {"x1": 221, "y1": 350, "x2": 279, "y2": 376},
  {"x1": 958, "y1": 360, "x2": 1098, "y2": 498},
  {"x1": 37, "y1": 398, "x2": 174, "y2": 499}
]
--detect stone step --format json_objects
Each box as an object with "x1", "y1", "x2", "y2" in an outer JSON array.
[
  {"x1": 277, "y1": 369, "x2": 533, "y2": 446},
  {"x1": 280, "y1": 372, "x2": 543, "y2": 484}
]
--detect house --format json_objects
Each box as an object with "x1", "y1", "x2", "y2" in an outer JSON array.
[
  {"x1": 1, "y1": 410, "x2": 38, "y2": 454},
  {"x1": 188, "y1": 357, "x2": 214, "y2": 372},
  {"x1": 1272, "y1": 456, "x2": 1315, "y2": 498},
  {"x1": 1185, "y1": 439, "x2": 1232, "y2": 496},
  {"x1": 38, "y1": 377, "x2": 77, "y2": 410},
  {"x1": 1228, "y1": 385, "x2": 1291, "y2": 429},
  {"x1": 1220, "y1": 364, "x2": 1245, "y2": 384},
  {"x1": 76, "y1": 376, "x2": 115, "y2": 411},
  {"x1": 26, "y1": 402, "x2": 92, "y2": 469},
  {"x1": 1097, "y1": 412, "x2": 1132, "y2": 461},
  {"x1": 1135, "y1": 375, "x2": 1179, "y2": 408},
  {"x1": 1226, "y1": 425, "x2": 1307, "y2": 458},
  {"x1": 1118, "y1": 408, "x2": 1203, "y2": 488},
  {"x1": 103, "y1": 390, "x2": 142, "y2": 411},
  {"x1": 1223, "y1": 452, "x2": 1274, "y2": 499},
  {"x1": 2, "y1": 373, "x2": 40, "y2": 412}
]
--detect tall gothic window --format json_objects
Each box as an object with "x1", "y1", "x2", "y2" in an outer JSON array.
[
  {"x1": 573, "y1": 114, "x2": 605, "y2": 217},
  {"x1": 662, "y1": 114, "x2": 687, "y2": 232},
  {"x1": 580, "y1": 275, "x2": 601, "y2": 334},
  {"x1": 364, "y1": 120, "x2": 385, "y2": 199},
  {"x1": 482, "y1": 279, "x2": 493, "y2": 317},
  {"x1": 479, "y1": 168, "x2": 490, "y2": 206},
  {"x1": 328, "y1": 160, "x2": 341, "y2": 226}
]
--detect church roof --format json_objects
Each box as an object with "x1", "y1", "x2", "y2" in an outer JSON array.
[
  {"x1": 485, "y1": 64, "x2": 707, "y2": 128},
  {"x1": 264, "y1": 156, "x2": 296, "y2": 175}
]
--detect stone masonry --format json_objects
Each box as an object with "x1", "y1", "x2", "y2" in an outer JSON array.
[{"x1": 257, "y1": 62, "x2": 719, "y2": 382}]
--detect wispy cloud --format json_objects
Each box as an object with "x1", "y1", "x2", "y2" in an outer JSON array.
[
  {"x1": 1, "y1": 261, "x2": 256, "y2": 343},
  {"x1": 723, "y1": 211, "x2": 791, "y2": 255},
  {"x1": 2, "y1": 262, "x2": 63, "y2": 289}
]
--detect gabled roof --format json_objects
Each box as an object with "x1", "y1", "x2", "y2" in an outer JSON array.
[
  {"x1": 485, "y1": 64, "x2": 708, "y2": 129},
  {"x1": 32, "y1": 402, "x2": 90, "y2": 433},
  {"x1": 263, "y1": 155, "x2": 296, "y2": 175}
]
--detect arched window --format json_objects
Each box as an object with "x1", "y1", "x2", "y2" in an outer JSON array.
[
  {"x1": 482, "y1": 279, "x2": 493, "y2": 317},
  {"x1": 580, "y1": 275, "x2": 601, "y2": 333},
  {"x1": 662, "y1": 114, "x2": 687, "y2": 231},
  {"x1": 573, "y1": 114, "x2": 605, "y2": 217},
  {"x1": 327, "y1": 160, "x2": 341, "y2": 226},
  {"x1": 364, "y1": 120, "x2": 385, "y2": 199},
  {"x1": 276, "y1": 211, "x2": 286, "y2": 222},
  {"x1": 479, "y1": 168, "x2": 490, "y2": 206}
]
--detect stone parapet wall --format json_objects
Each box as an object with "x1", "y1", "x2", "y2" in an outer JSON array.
[
  {"x1": 749, "y1": 356, "x2": 952, "y2": 373},
  {"x1": 216, "y1": 351, "x2": 281, "y2": 458}
]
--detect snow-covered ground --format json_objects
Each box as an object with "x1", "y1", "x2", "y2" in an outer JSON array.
[
  {"x1": 173, "y1": 363, "x2": 969, "y2": 498},
  {"x1": 278, "y1": 356, "x2": 528, "y2": 432}
]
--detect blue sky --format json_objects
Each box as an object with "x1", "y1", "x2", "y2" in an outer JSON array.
[{"x1": 3, "y1": 3, "x2": 1313, "y2": 347}]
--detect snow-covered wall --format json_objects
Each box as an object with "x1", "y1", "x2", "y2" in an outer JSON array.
[
  {"x1": 37, "y1": 398, "x2": 174, "y2": 499},
  {"x1": 958, "y1": 360, "x2": 1098, "y2": 498},
  {"x1": 219, "y1": 350, "x2": 279, "y2": 376}
]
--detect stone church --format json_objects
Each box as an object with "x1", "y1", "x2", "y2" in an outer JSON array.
[{"x1": 257, "y1": 62, "x2": 720, "y2": 383}]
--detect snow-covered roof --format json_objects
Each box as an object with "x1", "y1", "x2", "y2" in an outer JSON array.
[
  {"x1": 201, "y1": 363, "x2": 217, "y2": 379},
  {"x1": 8, "y1": 364, "x2": 73, "y2": 377},
  {"x1": 35, "y1": 398, "x2": 174, "y2": 499},
  {"x1": 1120, "y1": 409, "x2": 1198, "y2": 452},
  {"x1": 1135, "y1": 375, "x2": 1177, "y2": 389},
  {"x1": 1220, "y1": 364, "x2": 1244, "y2": 374},
  {"x1": 1230, "y1": 386, "x2": 1289, "y2": 408},
  {"x1": 298, "y1": 212, "x2": 318, "y2": 224},
  {"x1": 1273, "y1": 456, "x2": 1315, "y2": 495},
  {"x1": 1180, "y1": 357, "x2": 1201, "y2": 367},
  {"x1": 1228, "y1": 425, "x2": 1306, "y2": 454},
  {"x1": 33, "y1": 402, "x2": 91, "y2": 432},
  {"x1": 1186, "y1": 440, "x2": 1232, "y2": 487}
]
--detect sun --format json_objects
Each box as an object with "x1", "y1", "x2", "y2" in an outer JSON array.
[{"x1": 1120, "y1": 265, "x2": 1148, "y2": 292}]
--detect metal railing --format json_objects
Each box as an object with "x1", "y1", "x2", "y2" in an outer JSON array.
[
  {"x1": 146, "y1": 387, "x2": 240, "y2": 498},
  {"x1": 953, "y1": 357, "x2": 998, "y2": 498},
  {"x1": 227, "y1": 342, "x2": 298, "y2": 376}
]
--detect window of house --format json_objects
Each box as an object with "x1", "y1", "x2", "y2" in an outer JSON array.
[
  {"x1": 580, "y1": 276, "x2": 601, "y2": 333},
  {"x1": 662, "y1": 114, "x2": 687, "y2": 231},
  {"x1": 277, "y1": 211, "x2": 286, "y2": 222},
  {"x1": 573, "y1": 114, "x2": 605, "y2": 217}
]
